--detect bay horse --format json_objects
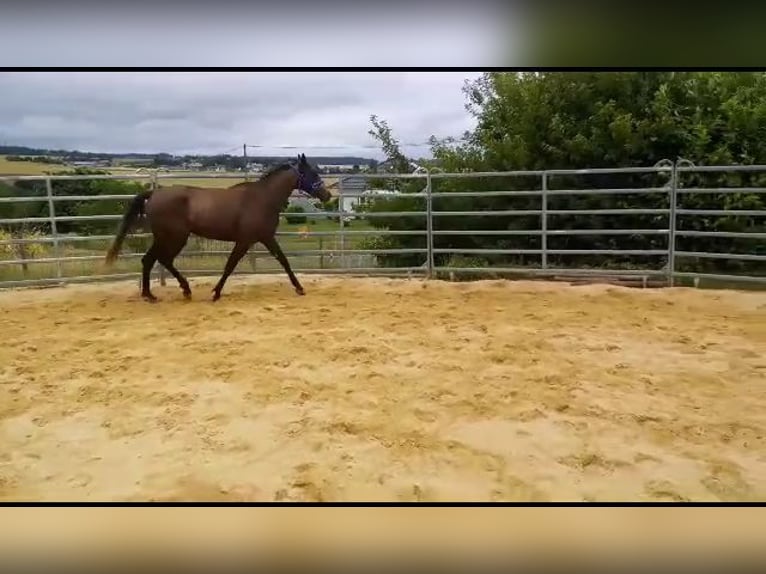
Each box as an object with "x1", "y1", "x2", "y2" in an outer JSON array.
[{"x1": 104, "y1": 154, "x2": 331, "y2": 302}]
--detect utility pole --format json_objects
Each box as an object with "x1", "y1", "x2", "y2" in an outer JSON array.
[{"x1": 243, "y1": 143, "x2": 248, "y2": 180}]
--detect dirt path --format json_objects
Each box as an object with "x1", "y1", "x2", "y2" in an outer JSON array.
[{"x1": 1, "y1": 275, "x2": 764, "y2": 501}]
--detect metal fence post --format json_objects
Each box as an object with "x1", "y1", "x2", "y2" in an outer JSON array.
[
  {"x1": 319, "y1": 236, "x2": 324, "y2": 269},
  {"x1": 668, "y1": 163, "x2": 678, "y2": 287},
  {"x1": 426, "y1": 170, "x2": 434, "y2": 278},
  {"x1": 338, "y1": 175, "x2": 345, "y2": 269},
  {"x1": 541, "y1": 172, "x2": 548, "y2": 269},
  {"x1": 45, "y1": 177, "x2": 63, "y2": 281}
]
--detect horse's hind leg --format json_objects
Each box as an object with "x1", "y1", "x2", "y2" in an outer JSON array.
[
  {"x1": 141, "y1": 242, "x2": 159, "y2": 302},
  {"x1": 156, "y1": 235, "x2": 192, "y2": 299},
  {"x1": 159, "y1": 258, "x2": 191, "y2": 300}
]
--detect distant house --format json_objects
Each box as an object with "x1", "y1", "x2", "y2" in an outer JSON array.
[
  {"x1": 335, "y1": 175, "x2": 368, "y2": 220},
  {"x1": 111, "y1": 157, "x2": 154, "y2": 167},
  {"x1": 318, "y1": 163, "x2": 357, "y2": 174},
  {"x1": 376, "y1": 159, "x2": 427, "y2": 174},
  {"x1": 69, "y1": 160, "x2": 110, "y2": 168}
]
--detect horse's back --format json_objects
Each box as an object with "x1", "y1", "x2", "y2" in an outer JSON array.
[
  {"x1": 146, "y1": 185, "x2": 192, "y2": 214},
  {"x1": 149, "y1": 185, "x2": 235, "y2": 212}
]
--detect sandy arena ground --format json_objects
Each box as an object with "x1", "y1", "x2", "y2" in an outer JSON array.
[{"x1": 0, "y1": 275, "x2": 764, "y2": 502}]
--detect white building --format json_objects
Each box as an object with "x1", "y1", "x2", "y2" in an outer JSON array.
[{"x1": 318, "y1": 164, "x2": 356, "y2": 173}]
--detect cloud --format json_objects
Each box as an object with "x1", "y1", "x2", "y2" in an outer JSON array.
[
  {"x1": 0, "y1": 2, "x2": 519, "y2": 157},
  {"x1": 0, "y1": 3, "x2": 514, "y2": 67},
  {"x1": 0, "y1": 71, "x2": 483, "y2": 158}
]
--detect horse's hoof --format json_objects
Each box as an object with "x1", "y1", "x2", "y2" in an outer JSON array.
[
  {"x1": 142, "y1": 294, "x2": 159, "y2": 303},
  {"x1": 211, "y1": 293, "x2": 221, "y2": 302},
  {"x1": 295, "y1": 287, "x2": 305, "y2": 296},
  {"x1": 183, "y1": 292, "x2": 192, "y2": 301}
]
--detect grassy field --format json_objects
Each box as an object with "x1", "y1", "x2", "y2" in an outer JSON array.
[
  {"x1": 0, "y1": 156, "x2": 70, "y2": 175},
  {"x1": 153, "y1": 176, "x2": 339, "y2": 189},
  {"x1": 0, "y1": 156, "x2": 339, "y2": 190}
]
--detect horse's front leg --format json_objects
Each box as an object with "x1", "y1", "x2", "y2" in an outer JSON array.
[
  {"x1": 212, "y1": 241, "x2": 251, "y2": 301},
  {"x1": 262, "y1": 237, "x2": 304, "y2": 295}
]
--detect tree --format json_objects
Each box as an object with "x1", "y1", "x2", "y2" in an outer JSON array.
[
  {"x1": 366, "y1": 72, "x2": 766, "y2": 277},
  {"x1": 368, "y1": 115, "x2": 411, "y2": 174},
  {"x1": 357, "y1": 115, "x2": 430, "y2": 267},
  {"x1": 453, "y1": 72, "x2": 766, "y2": 170},
  {"x1": 284, "y1": 205, "x2": 307, "y2": 225}
]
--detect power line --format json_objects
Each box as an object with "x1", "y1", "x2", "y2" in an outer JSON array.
[
  {"x1": 191, "y1": 139, "x2": 470, "y2": 159},
  {"x1": 243, "y1": 138, "x2": 469, "y2": 151}
]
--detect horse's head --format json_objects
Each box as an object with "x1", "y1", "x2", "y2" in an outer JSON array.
[{"x1": 293, "y1": 153, "x2": 331, "y2": 203}]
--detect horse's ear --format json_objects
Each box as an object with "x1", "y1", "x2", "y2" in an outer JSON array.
[{"x1": 300, "y1": 153, "x2": 307, "y2": 164}]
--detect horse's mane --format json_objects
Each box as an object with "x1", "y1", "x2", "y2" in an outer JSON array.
[
  {"x1": 257, "y1": 162, "x2": 294, "y2": 182},
  {"x1": 227, "y1": 162, "x2": 295, "y2": 191}
]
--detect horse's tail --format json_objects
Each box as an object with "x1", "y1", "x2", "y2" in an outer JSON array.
[{"x1": 105, "y1": 190, "x2": 153, "y2": 266}]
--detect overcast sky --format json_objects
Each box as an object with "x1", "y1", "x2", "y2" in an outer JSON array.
[
  {"x1": 0, "y1": 71, "x2": 483, "y2": 159},
  {"x1": 0, "y1": 3, "x2": 516, "y2": 159}
]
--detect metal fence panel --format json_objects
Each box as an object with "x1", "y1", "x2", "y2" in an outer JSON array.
[{"x1": 0, "y1": 163, "x2": 764, "y2": 289}]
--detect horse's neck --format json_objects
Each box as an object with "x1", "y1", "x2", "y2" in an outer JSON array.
[{"x1": 260, "y1": 170, "x2": 297, "y2": 210}]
